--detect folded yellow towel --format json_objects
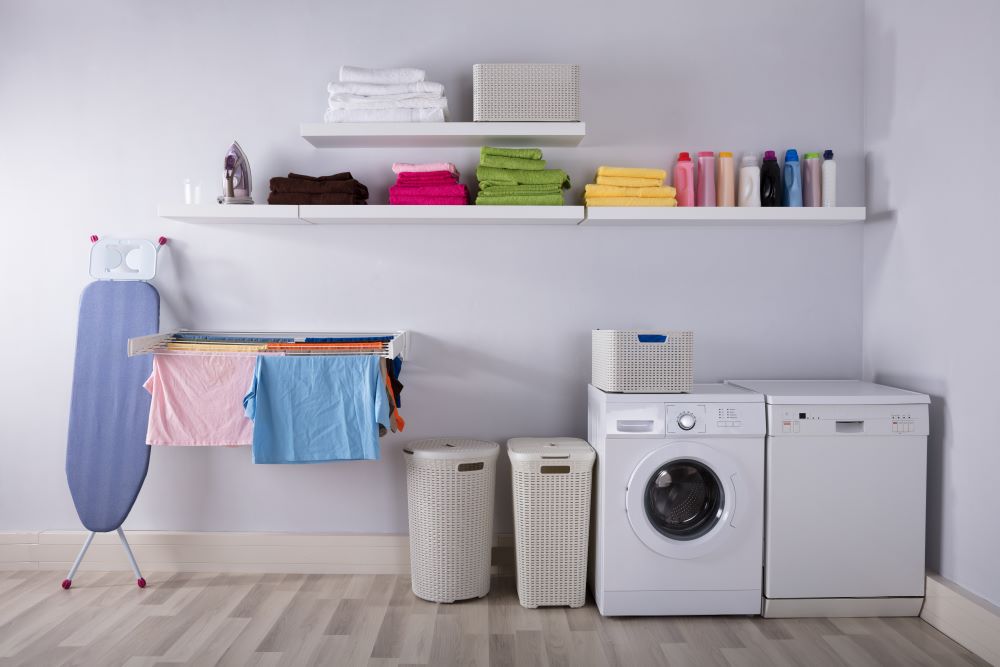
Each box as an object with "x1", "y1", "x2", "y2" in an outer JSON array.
[
  {"x1": 595, "y1": 175, "x2": 664, "y2": 188},
  {"x1": 585, "y1": 184, "x2": 677, "y2": 198},
  {"x1": 596, "y1": 166, "x2": 667, "y2": 181},
  {"x1": 585, "y1": 197, "x2": 678, "y2": 207}
]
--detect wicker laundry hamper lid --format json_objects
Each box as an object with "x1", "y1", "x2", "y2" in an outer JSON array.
[
  {"x1": 405, "y1": 438, "x2": 499, "y2": 461},
  {"x1": 506, "y1": 437, "x2": 594, "y2": 463}
]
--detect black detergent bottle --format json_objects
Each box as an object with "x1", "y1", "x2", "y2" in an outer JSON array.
[{"x1": 760, "y1": 150, "x2": 781, "y2": 207}]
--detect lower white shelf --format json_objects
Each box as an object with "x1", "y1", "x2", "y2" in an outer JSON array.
[
  {"x1": 581, "y1": 206, "x2": 867, "y2": 225},
  {"x1": 158, "y1": 205, "x2": 303, "y2": 225},
  {"x1": 300, "y1": 205, "x2": 584, "y2": 225}
]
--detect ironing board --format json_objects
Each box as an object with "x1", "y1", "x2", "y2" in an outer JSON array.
[{"x1": 64, "y1": 280, "x2": 159, "y2": 588}]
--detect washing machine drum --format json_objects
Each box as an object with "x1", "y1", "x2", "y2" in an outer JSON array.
[
  {"x1": 626, "y1": 443, "x2": 745, "y2": 559},
  {"x1": 646, "y1": 460, "x2": 724, "y2": 541}
]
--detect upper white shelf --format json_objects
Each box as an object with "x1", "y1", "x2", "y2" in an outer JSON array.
[
  {"x1": 581, "y1": 206, "x2": 867, "y2": 226},
  {"x1": 299, "y1": 205, "x2": 583, "y2": 225},
  {"x1": 299, "y1": 122, "x2": 586, "y2": 148},
  {"x1": 158, "y1": 204, "x2": 304, "y2": 225},
  {"x1": 159, "y1": 204, "x2": 584, "y2": 226}
]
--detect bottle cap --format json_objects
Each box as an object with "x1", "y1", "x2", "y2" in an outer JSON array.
[
  {"x1": 784, "y1": 149, "x2": 799, "y2": 162},
  {"x1": 719, "y1": 151, "x2": 733, "y2": 158},
  {"x1": 804, "y1": 152, "x2": 821, "y2": 159},
  {"x1": 823, "y1": 149, "x2": 834, "y2": 159},
  {"x1": 697, "y1": 151, "x2": 715, "y2": 158},
  {"x1": 678, "y1": 152, "x2": 692, "y2": 162},
  {"x1": 764, "y1": 150, "x2": 777, "y2": 160},
  {"x1": 741, "y1": 155, "x2": 758, "y2": 166}
]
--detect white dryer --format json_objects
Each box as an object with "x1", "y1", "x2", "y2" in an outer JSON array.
[
  {"x1": 727, "y1": 380, "x2": 930, "y2": 618},
  {"x1": 587, "y1": 384, "x2": 765, "y2": 616}
]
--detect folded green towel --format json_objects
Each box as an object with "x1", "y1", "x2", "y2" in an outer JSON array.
[
  {"x1": 476, "y1": 166, "x2": 570, "y2": 188},
  {"x1": 478, "y1": 183, "x2": 564, "y2": 196},
  {"x1": 479, "y1": 154, "x2": 547, "y2": 171},
  {"x1": 475, "y1": 193, "x2": 565, "y2": 206},
  {"x1": 481, "y1": 146, "x2": 544, "y2": 161}
]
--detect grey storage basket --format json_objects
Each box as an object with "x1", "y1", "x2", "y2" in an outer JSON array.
[
  {"x1": 592, "y1": 329, "x2": 694, "y2": 393},
  {"x1": 508, "y1": 438, "x2": 595, "y2": 609},
  {"x1": 404, "y1": 438, "x2": 499, "y2": 603},
  {"x1": 473, "y1": 64, "x2": 581, "y2": 122}
]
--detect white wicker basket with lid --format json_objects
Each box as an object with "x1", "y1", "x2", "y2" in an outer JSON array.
[
  {"x1": 507, "y1": 437, "x2": 595, "y2": 608},
  {"x1": 404, "y1": 438, "x2": 499, "y2": 603},
  {"x1": 592, "y1": 329, "x2": 694, "y2": 393}
]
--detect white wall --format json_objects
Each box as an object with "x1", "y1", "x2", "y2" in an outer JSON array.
[
  {"x1": 0, "y1": 0, "x2": 865, "y2": 534},
  {"x1": 863, "y1": 0, "x2": 1000, "y2": 605}
]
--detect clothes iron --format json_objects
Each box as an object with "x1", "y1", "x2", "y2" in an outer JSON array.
[{"x1": 218, "y1": 141, "x2": 254, "y2": 204}]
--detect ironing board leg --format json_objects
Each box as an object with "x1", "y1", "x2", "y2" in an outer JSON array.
[
  {"x1": 116, "y1": 527, "x2": 146, "y2": 588},
  {"x1": 62, "y1": 531, "x2": 96, "y2": 589}
]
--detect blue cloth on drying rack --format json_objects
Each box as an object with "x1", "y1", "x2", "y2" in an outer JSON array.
[{"x1": 243, "y1": 355, "x2": 389, "y2": 464}]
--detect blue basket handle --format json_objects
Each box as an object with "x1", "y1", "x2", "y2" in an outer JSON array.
[{"x1": 636, "y1": 334, "x2": 668, "y2": 344}]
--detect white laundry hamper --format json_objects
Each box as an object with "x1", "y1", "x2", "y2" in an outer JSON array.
[
  {"x1": 507, "y1": 437, "x2": 596, "y2": 608},
  {"x1": 404, "y1": 438, "x2": 500, "y2": 603}
]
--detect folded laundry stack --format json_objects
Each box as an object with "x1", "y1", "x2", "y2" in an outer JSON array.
[
  {"x1": 324, "y1": 66, "x2": 448, "y2": 123},
  {"x1": 267, "y1": 172, "x2": 369, "y2": 205},
  {"x1": 475, "y1": 147, "x2": 570, "y2": 205},
  {"x1": 389, "y1": 162, "x2": 468, "y2": 205},
  {"x1": 584, "y1": 166, "x2": 677, "y2": 206}
]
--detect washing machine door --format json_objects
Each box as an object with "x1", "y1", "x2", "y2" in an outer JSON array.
[{"x1": 626, "y1": 441, "x2": 746, "y2": 560}]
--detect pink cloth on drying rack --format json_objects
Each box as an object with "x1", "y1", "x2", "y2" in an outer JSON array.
[
  {"x1": 143, "y1": 354, "x2": 256, "y2": 446},
  {"x1": 392, "y1": 162, "x2": 459, "y2": 177}
]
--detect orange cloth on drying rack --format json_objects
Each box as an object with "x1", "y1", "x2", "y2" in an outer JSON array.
[{"x1": 382, "y1": 358, "x2": 405, "y2": 433}]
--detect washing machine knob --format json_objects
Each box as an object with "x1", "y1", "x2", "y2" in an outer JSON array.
[{"x1": 677, "y1": 411, "x2": 697, "y2": 431}]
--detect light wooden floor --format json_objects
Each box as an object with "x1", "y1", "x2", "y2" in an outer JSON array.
[{"x1": 0, "y1": 570, "x2": 987, "y2": 666}]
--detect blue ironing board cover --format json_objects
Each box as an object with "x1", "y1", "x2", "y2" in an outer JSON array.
[{"x1": 66, "y1": 281, "x2": 159, "y2": 533}]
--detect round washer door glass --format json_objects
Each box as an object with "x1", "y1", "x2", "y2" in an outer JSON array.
[{"x1": 645, "y1": 459, "x2": 724, "y2": 541}]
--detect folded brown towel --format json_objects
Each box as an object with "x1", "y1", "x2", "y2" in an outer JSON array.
[
  {"x1": 269, "y1": 177, "x2": 369, "y2": 198},
  {"x1": 286, "y1": 172, "x2": 354, "y2": 182},
  {"x1": 267, "y1": 192, "x2": 366, "y2": 205}
]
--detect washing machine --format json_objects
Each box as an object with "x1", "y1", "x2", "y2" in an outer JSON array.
[
  {"x1": 726, "y1": 380, "x2": 930, "y2": 617},
  {"x1": 587, "y1": 383, "x2": 766, "y2": 616}
]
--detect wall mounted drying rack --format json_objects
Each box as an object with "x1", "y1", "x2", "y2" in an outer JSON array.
[{"x1": 128, "y1": 330, "x2": 410, "y2": 360}]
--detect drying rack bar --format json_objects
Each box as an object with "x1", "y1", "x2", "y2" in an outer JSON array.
[{"x1": 128, "y1": 330, "x2": 410, "y2": 360}]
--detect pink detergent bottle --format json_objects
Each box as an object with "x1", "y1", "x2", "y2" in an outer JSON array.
[
  {"x1": 696, "y1": 151, "x2": 716, "y2": 207},
  {"x1": 674, "y1": 152, "x2": 695, "y2": 207}
]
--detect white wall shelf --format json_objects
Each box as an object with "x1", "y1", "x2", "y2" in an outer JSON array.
[
  {"x1": 580, "y1": 206, "x2": 867, "y2": 226},
  {"x1": 158, "y1": 205, "x2": 866, "y2": 227},
  {"x1": 159, "y1": 204, "x2": 585, "y2": 226},
  {"x1": 158, "y1": 204, "x2": 304, "y2": 225},
  {"x1": 300, "y1": 205, "x2": 583, "y2": 225},
  {"x1": 299, "y1": 122, "x2": 586, "y2": 148}
]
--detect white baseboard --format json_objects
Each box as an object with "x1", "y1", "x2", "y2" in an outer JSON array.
[
  {"x1": 0, "y1": 531, "x2": 515, "y2": 576},
  {"x1": 921, "y1": 574, "x2": 1000, "y2": 665}
]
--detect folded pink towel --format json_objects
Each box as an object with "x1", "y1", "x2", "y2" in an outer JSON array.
[
  {"x1": 395, "y1": 170, "x2": 457, "y2": 183},
  {"x1": 390, "y1": 184, "x2": 468, "y2": 198},
  {"x1": 392, "y1": 162, "x2": 459, "y2": 177},
  {"x1": 389, "y1": 194, "x2": 468, "y2": 205}
]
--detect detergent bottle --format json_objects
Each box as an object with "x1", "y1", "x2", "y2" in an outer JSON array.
[
  {"x1": 760, "y1": 150, "x2": 781, "y2": 207},
  {"x1": 696, "y1": 151, "x2": 716, "y2": 207},
  {"x1": 822, "y1": 149, "x2": 837, "y2": 206},
  {"x1": 738, "y1": 155, "x2": 761, "y2": 207},
  {"x1": 717, "y1": 152, "x2": 735, "y2": 206},
  {"x1": 803, "y1": 152, "x2": 822, "y2": 207},
  {"x1": 782, "y1": 149, "x2": 802, "y2": 207},
  {"x1": 674, "y1": 152, "x2": 695, "y2": 207}
]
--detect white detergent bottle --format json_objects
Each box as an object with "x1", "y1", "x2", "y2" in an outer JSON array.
[
  {"x1": 821, "y1": 149, "x2": 837, "y2": 206},
  {"x1": 738, "y1": 155, "x2": 761, "y2": 207}
]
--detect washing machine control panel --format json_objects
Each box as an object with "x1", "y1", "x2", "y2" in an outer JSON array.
[{"x1": 664, "y1": 403, "x2": 765, "y2": 435}]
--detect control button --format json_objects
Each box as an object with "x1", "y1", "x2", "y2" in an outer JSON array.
[
  {"x1": 717, "y1": 421, "x2": 725, "y2": 427},
  {"x1": 793, "y1": 422, "x2": 800, "y2": 433},
  {"x1": 907, "y1": 423, "x2": 914, "y2": 433},
  {"x1": 677, "y1": 412, "x2": 697, "y2": 431},
  {"x1": 782, "y1": 422, "x2": 792, "y2": 433}
]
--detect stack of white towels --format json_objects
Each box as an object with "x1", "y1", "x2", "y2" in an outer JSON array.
[{"x1": 325, "y1": 66, "x2": 448, "y2": 123}]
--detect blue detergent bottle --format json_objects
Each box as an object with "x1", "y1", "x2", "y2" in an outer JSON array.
[{"x1": 782, "y1": 149, "x2": 802, "y2": 207}]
